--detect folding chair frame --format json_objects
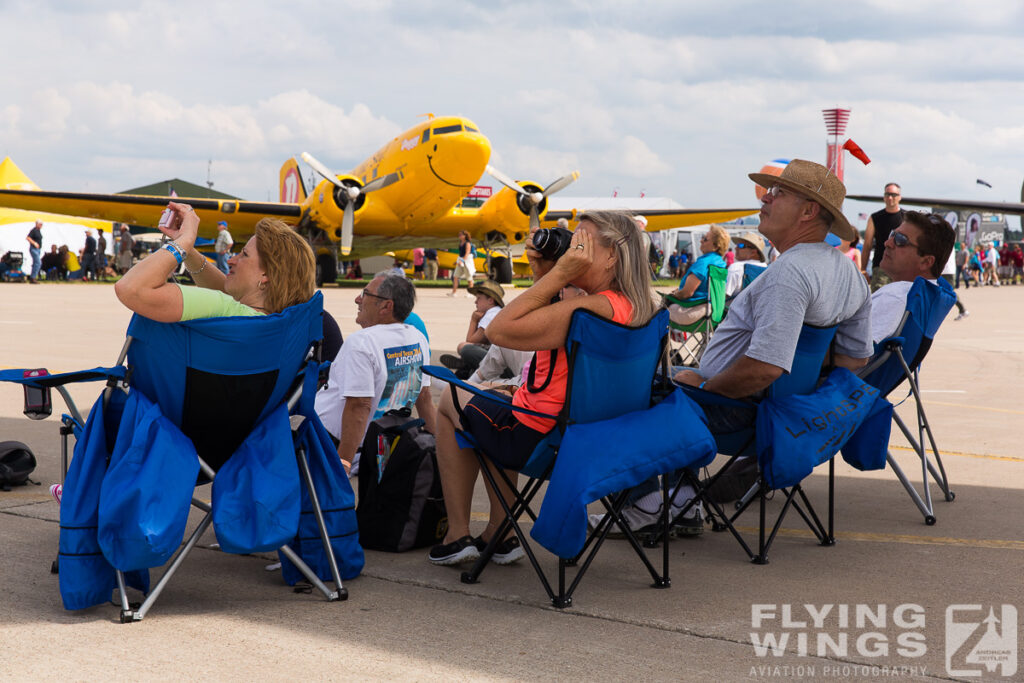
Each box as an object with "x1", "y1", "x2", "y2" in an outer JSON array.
[
  {"x1": 41, "y1": 334, "x2": 346, "y2": 623},
  {"x1": 863, "y1": 336, "x2": 954, "y2": 526},
  {"x1": 664, "y1": 265, "x2": 728, "y2": 367}
]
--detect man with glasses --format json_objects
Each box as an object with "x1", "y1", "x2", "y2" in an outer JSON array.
[
  {"x1": 725, "y1": 231, "x2": 767, "y2": 296},
  {"x1": 870, "y1": 212, "x2": 957, "y2": 343},
  {"x1": 862, "y1": 182, "x2": 904, "y2": 291},
  {"x1": 672, "y1": 159, "x2": 872, "y2": 504},
  {"x1": 315, "y1": 273, "x2": 436, "y2": 474}
]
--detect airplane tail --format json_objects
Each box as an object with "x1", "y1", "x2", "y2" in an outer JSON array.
[
  {"x1": 0, "y1": 157, "x2": 40, "y2": 191},
  {"x1": 279, "y1": 158, "x2": 307, "y2": 204}
]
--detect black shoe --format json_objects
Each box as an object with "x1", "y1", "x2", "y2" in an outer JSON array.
[
  {"x1": 428, "y1": 535, "x2": 480, "y2": 566},
  {"x1": 669, "y1": 503, "x2": 705, "y2": 537},
  {"x1": 702, "y1": 458, "x2": 760, "y2": 504},
  {"x1": 473, "y1": 535, "x2": 525, "y2": 565},
  {"x1": 440, "y1": 354, "x2": 463, "y2": 372}
]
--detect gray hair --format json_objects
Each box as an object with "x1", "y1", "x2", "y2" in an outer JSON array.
[
  {"x1": 556, "y1": 218, "x2": 569, "y2": 229},
  {"x1": 376, "y1": 274, "x2": 417, "y2": 321}
]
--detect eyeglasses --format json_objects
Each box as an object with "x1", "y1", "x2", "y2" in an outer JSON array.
[
  {"x1": 890, "y1": 231, "x2": 921, "y2": 250},
  {"x1": 884, "y1": 192, "x2": 901, "y2": 198},
  {"x1": 764, "y1": 185, "x2": 806, "y2": 201},
  {"x1": 360, "y1": 288, "x2": 391, "y2": 301}
]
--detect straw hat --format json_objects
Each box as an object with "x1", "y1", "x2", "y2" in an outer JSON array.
[
  {"x1": 467, "y1": 279, "x2": 505, "y2": 307},
  {"x1": 748, "y1": 159, "x2": 855, "y2": 241},
  {"x1": 732, "y1": 231, "x2": 767, "y2": 260}
]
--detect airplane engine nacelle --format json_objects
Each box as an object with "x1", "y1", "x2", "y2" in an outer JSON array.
[
  {"x1": 476, "y1": 183, "x2": 546, "y2": 243},
  {"x1": 307, "y1": 174, "x2": 367, "y2": 242}
]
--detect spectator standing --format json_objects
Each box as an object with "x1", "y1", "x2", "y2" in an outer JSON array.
[
  {"x1": 412, "y1": 247, "x2": 425, "y2": 279},
  {"x1": 954, "y1": 243, "x2": 969, "y2": 289},
  {"x1": 862, "y1": 182, "x2": 904, "y2": 291},
  {"x1": 214, "y1": 221, "x2": 233, "y2": 274},
  {"x1": 423, "y1": 247, "x2": 439, "y2": 280},
  {"x1": 448, "y1": 231, "x2": 475, "y2": 297},
  {"x1": 26, "y1": 220, "x2": 42, "y2": 284},
  {"x1": 1011, "y1": 244, "x2": 1024, "y2": 285},
  {"x1": 117, "y1": 224, "x2": 135, "y2": 274},
  {"x1": 81, "y1": 230, "x2": 98, "y2": 281},
  {"x1": 983, "y1": 243, "x2": 1001, "y2": 286},
  {"x1": 96, "y1": 229, "x2": 108, "y2": 280}
]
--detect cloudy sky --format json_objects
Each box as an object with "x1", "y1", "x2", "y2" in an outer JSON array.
[{"x1": 2, "y1": 0, "x2": 1022, "y2": 227}]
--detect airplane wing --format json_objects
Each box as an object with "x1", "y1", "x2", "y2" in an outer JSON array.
[
  {"x1": 847, "y1": 194, "x2": 1024, "y2": 215},
  {"x1": 0, "y1": 188, "x2": 301, "y2": 239},
  {"x1": 543, "y1": 207, "x2": 759, "y2": 230}
]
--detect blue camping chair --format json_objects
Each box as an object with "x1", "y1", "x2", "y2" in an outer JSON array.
[
  {"x1": 742, "y1": 262, "x2": 767, "y2": 290},
  {"x1": 677, "y1": 324, "x2": 850, "y2": 564},
  {"x1": 424, "y1": 308, "x2": 716, "y2": 607},
  {"x1": 0, "y1": 292, "x2": 362, "y2": 622},
  {"x1": 858, "y1": 277, "x2": 957, "y2": 524}
]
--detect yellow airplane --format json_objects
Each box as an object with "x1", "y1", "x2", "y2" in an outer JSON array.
[{"x1": 0, "y1": 115, "x2": 758, "y2": 283}]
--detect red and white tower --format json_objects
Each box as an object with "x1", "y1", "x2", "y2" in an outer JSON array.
[{"x1": 822, "y1": 108, "x2": 850, "y2": 181}]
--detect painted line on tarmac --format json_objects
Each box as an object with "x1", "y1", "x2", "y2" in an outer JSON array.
[
  {"x1": 889, "y1": 444, "x2": 1024, "y2": 463},
  {"x1": 924, "y1": 399, "x2": 1024, "y2": 416},
  {"x1": 736, "y1": 526, "x2": 1024, "y2": 551}
]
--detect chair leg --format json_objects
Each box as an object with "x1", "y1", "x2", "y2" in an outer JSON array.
[
  {"x1": 120, "y1": 511, "x2": 213, "y2": 623},
  {"x1": 294, "y1": 444, "x2": 345, "y2": 600}
]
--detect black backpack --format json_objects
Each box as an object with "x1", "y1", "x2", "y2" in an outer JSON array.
[
  {"x1": 356, "y1": 412, "x2": 447, "y2": 552},
  {"x1": 0, "y1": 441, "x2": 38, "y2": 491}
]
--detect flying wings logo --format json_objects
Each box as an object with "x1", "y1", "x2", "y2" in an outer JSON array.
[{"x1": 400, "y1": 136, "x2": 418, "y2": 151}]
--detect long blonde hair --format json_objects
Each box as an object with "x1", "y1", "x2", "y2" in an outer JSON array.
[
  {"x1": 577, "y1": 211, "x2": 659, "y2": 326},
  {"x1": 254, "y1": 218, "x2": 316, "y2": 313}
]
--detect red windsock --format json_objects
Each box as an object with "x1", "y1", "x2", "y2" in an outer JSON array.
[{"x1": 843, "y1": 138, "x2": 871, "y2": 165}]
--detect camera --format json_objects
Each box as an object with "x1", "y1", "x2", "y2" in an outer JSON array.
[{"x1": 531, "y1": 227, "x2": 574, "y2": 260}]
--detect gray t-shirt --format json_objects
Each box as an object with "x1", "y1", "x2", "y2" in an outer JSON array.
[{"x1": 700, "y1": 242, "x2": 872, "y2": 379}]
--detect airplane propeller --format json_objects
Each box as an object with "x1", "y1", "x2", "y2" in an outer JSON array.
[
  {"x1": 486, "y1": 165, "x2": 580, "y2": 230},
  {"x1": 300, "y1": 151, "x2": 400, "y2": 256}
]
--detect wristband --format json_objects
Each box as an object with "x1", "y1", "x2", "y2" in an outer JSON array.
[
  {"x1": 162, "y1": 242, "x2": 185, "y2": 265},
  {"x1": 698, "y1": 380, "x2": 708, "y2": 390}
]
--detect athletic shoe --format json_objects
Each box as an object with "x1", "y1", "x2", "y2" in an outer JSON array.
[
  {"x1": 670, "y1": 502, "x2": 704, "y2": 537},
  {"x1": 264, "y1": 561, "x2": 282, "y2": 571},
  {"x1": 473, "y1": 535, "x2": 525, "y2": 565},
  {"x1": 701, "y1": 457, "x2": 760, "y2": 504},
  {"x1": 440, "y1": 354, "x2": 463, "y2": 371},
  {"x1": 587, "y1": 503, "x2": 663, "y2": 540},
  {"x1": 49, "y1": 484, "x2": 62, "y2": 505},
  {"x1": 955, "y1": 310, "x2": 970, "y2": 321},
  {"x1": 428, "y1": 535, "x2": 480, "y2": 566}
]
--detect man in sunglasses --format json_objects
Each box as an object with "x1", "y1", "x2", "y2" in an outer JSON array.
[
  {"x1": 870, "y1": 212, "x2": 957, "y2": 343},
  {"x1": 671, "y1": 159, "x2": 872, "y2": 504},
  {"x1": 315, "y1": 273, "x2": 436, "y2": 474},
  {"x1": 862, "y1": 182, "x2": 904, "y2": 291},
  {"x1": 725, "y1": 231, "x2": 767, "y2": 297}
]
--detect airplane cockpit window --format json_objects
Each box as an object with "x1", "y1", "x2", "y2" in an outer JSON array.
[
  {"x1": 464, "y1": 125, "x2": 478, "y2": 132},
  {"x1": 433, "y1": 124, "x2": 463, "y2": 135},
  {"x1": 421, "y1": 129, "x2": 430, "y2": 143}
]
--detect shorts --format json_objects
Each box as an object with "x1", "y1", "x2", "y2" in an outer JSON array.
[
  {"x1": 453, "y1": 261, "x2": 473, "y2": 282},
  {"x1": 413, "y1": 264, "x2": 424, "y2": 273},
  {"x1": 460, "y1": 390, "x2": 547, "y2": 469}
]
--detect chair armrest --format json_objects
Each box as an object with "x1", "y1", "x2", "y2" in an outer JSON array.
[
  {"x1": 423, "y1": 365, "x2": 560, "y2": 423},
  {"x1": 0, "y1": 366, "x2": 126, "y2": 388},
  {"x1": 661, "y1": 292, "x2": 707, "y2": 309}
]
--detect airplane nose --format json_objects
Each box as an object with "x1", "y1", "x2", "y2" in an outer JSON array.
[{"x1": 430, "y1": 133, "x2": 491, "y2": 186}]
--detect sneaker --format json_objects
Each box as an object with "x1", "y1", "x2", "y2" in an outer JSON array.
[
  {"x1": 49, "y1": 484, "x2": 63, "y2": 505},
  {"x1": 440, "y1": 354, "x2": 463, "y2": 371},
  {"x1": 446, "y1": 292, "x2": 456, "y2": 297},
  {"x1": 670, "y1": 502, "x2": 704, "y2": 537},
  {"x1": 264, "y1": 561, "x2": 282, "y2": 571},
  {"x1": 587, "y1": 503, "x2": 663, "y2": 540},
  {"x1": 428, "y1": 535, "x2": 480, "y2": 566},
  {"x1": 701, "y1": 457, "x2": 760, "y2": 505},
  {"x1": 465, "y1": 293, "x2": 475, "y2": 299},
  {"x1": 473, "y1": 535, "x2": 525, "y2": 565},
  {"x1": 954, "y1": 310, "x2": 969, "y2": 321}
]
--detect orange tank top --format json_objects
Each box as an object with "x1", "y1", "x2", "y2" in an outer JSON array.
[{"x1": 513, "y1": 290, "x2": 634, "y2": 433}]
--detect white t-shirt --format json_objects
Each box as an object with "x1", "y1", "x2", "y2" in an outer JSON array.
[
  {"x1": 314, "y1": 322, "x2": 431, "y2": 442},
  {"x1": 869, "y1": 278, "x2": 937, "y2": 345},
  {"x1": 478, "y1": 305, "x2": 500, "y2": 330},
  {"x1": 726, "y1": 261, "x2": 746, "y2": 297}
]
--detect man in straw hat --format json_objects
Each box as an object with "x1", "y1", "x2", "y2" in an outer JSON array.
[
  {"x1": 725, "y1": 231, "x2": 767, "y2": 297},
  {"x1": 672, "y1": 158, "x2": 873, "y2": 503}
]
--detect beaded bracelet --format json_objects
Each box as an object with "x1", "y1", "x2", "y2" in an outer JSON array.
[
  {"x1": 162, "y1": 242, "x2": 185, "y2": 265},
  {"x1": 185, "y1": 255, "x2": 207, "y2": 276}
]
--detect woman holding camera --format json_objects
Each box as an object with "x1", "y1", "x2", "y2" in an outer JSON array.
[
  {"x1": 115, "y1": 202, "x2": 315, "y2": 321},
  {"x1": 428, "y1": 210, "x2": 659, "y2": 566}
]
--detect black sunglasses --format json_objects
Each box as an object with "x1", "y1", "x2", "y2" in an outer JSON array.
[{"x1": 891, "y1": 231, "x2": 921, "y2": 250}]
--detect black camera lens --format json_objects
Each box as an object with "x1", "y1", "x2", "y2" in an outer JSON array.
[{"x1": 531, "y1": 227, "x2": 574, "y2": 260}]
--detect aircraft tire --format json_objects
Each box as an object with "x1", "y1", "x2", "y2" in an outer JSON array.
[
  {"x1": 490, "y1": 255, "x2": 513, "y2": 284},
  {"x1": 316, "y1": 254, "x2": 338, "y2": 287}
]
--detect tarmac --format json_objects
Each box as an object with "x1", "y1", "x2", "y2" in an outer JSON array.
[{"x1": 0, "y1": 280, "x2": 1021, "y2": 681}]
